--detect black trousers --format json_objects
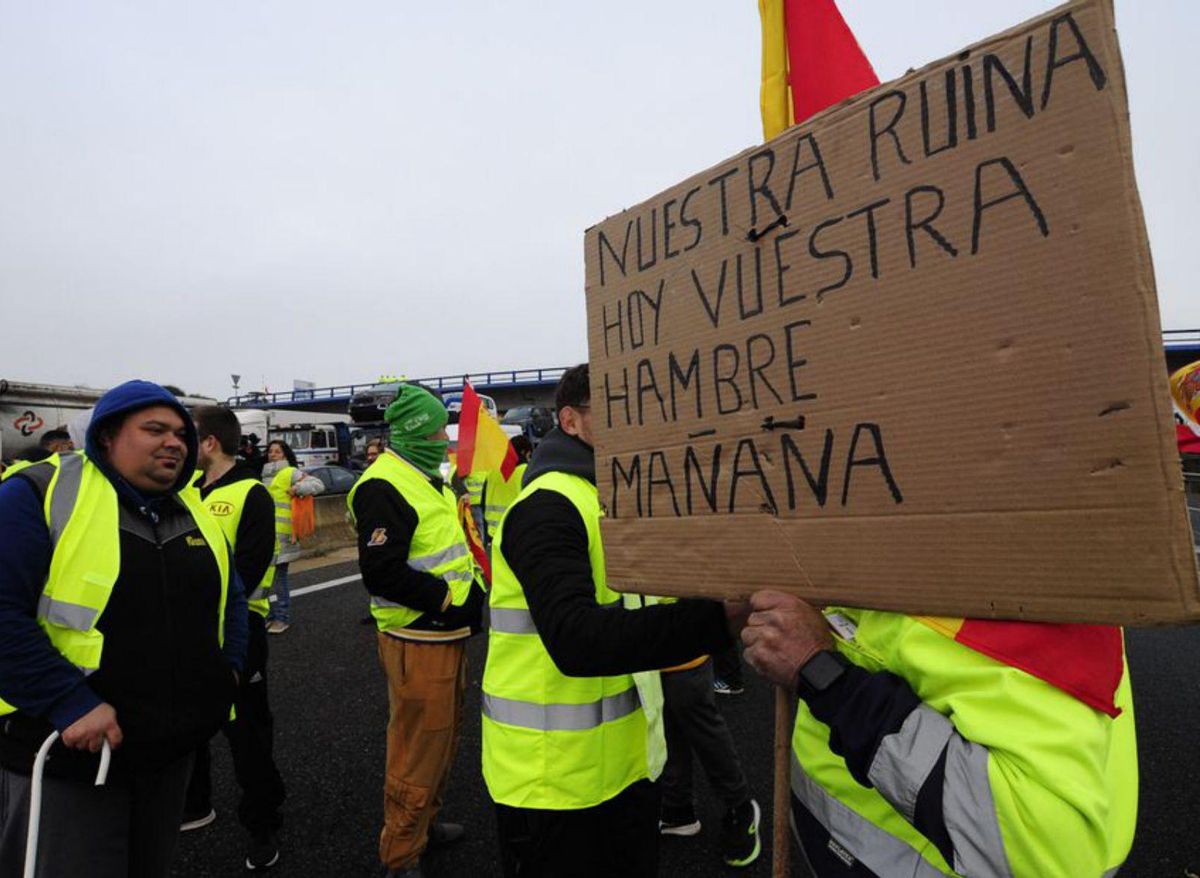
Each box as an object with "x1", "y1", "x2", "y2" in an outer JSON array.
[
  {"x1": 186, "y1": 613, "x2": 285, "y2": 835},
  {"x1": 713, "y1": 643, "x2": 745, "y2": 688},
  {"x1": 0, "y1": 753, "x2": 193, "y2": 878},
  {"x1": 495, "y1": 779, "x2": 660, "y2": 878}
]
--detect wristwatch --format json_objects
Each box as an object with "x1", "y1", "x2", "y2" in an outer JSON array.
[{"x1": 795, "y1": 650, "x2": 851, "y2": 699}]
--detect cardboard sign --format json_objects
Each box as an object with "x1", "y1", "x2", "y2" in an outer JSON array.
[{"x1": 584, "y1": 0, "x2": 1200, "y2": 624}]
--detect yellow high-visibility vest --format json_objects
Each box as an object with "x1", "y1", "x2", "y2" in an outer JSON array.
[
  {"x1": 347, "y1": 450, "x2": 476, "y2": 636},
  {"x1": 0, "y1": 453, "x2": 229, "y2": 715},
  {"x1": 482, "y1": 470, "x2": 664, "y2": 809},
  {"x1": 203, "y1": 475, "x2": 275, "y2": 618},
  {"x1": 266, "y1": 465, "x2": 295, "y2": 560},
  {"x1": 481, "y1": 464, "x2": 526, "y2": 541},
  {"x1": 789, "y1": 608, "x2": 1137, "y2": 877}
]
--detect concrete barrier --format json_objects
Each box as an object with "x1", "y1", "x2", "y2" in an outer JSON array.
[{"x1": 295, "y1": 493, "x2": 357, "y2": 559}]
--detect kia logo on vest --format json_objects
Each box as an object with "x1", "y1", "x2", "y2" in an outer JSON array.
[{"x1": 208, "y1": 501, "x2": 234, "y2": 516}]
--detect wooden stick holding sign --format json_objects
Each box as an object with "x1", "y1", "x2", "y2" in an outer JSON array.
[{"x1": 773, "y1": 687, "x2": 795, "y2": 877}]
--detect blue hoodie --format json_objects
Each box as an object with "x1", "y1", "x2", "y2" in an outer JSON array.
[{"x1": 0, "y1": 380, "x2": 246, "y2": 735}]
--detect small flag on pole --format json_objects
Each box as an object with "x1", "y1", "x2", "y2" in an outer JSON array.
[{"x1": 456, "y1": 382, "x2": 518, "y2": 479}]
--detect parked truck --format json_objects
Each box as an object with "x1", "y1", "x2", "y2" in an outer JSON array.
[{"x1": 0, "y1": 379, "x2": 221, "y2": 462}]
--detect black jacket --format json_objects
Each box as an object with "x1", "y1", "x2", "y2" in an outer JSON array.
[{"x1": 500, "y1": 428, "x2": 731, "y2": 677}]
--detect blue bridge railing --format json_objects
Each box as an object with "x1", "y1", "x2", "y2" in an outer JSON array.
[
  {"x1": 227, "y1": 366, "x2": 570, "y2": 409},
  {"x1": 1163, "y1": 329, "x2": 1200, "y2": 349}
]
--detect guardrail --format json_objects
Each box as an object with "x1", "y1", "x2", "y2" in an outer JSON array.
[{"x1": 227, "y1": 367, "x2": 570, "y2": 408}]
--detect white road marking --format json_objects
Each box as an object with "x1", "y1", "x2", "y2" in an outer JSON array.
[{"x1": 269, "y1": 573, "x2": 361, "y2": 601}]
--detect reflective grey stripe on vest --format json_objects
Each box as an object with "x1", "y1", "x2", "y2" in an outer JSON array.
[
  {"x1": 482, "y1": 688, "x2": 639, "y2": 732},
  {"x1": 490, "y1": 607, "x2": 537, "y2": 635},
  {"x1": 408, "y1": 544, "x2": 468, "y2": 572},
  {"x1": 790, "y1": 753, "x2": 944, "y2": 878},
  {"x1": 37, "y1": 593, "x2": 99, "y2": 631},
  {"x1": 48, "y1": 453, "x2": 84, "y2": 552},
  {"x1": 867, "y1": 704, "x2": 954, "y2": 822},
  {"x1": 1102, "y1": 866, "x2": 1121, "y2": 877},
  {"x1": 943, "y1": 734, "x2": 1013, "y2": 878},
  {"x1": 249, "y1": 586, "x2": 269, "y2": 603},
  {"x1": 371, "y1": 596, "x2": 406, "y2": 610},
  {"x1": 273, "y1": 501, "x2": 290, "y2": 509}
]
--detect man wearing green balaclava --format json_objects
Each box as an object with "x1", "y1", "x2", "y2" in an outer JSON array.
[
  {"x1": 347, "y1": 383, "x2": 485, "y2": 877},
  {"x1": 386, "y1": 383, "x2": 451, "y2": 476}
]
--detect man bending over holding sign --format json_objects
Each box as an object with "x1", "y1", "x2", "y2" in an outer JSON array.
[{"x1": 741, "y1": 591, "x2": 1136, "y2": 877}]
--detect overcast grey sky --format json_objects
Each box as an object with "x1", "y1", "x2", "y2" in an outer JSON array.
[{"x1": 0, "y1": 1, "x2": 1195, "y2": 398}]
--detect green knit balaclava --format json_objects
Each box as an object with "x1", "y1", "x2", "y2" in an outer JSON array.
[{"x1": 385, "y1": 384, "x2": 449, "y2": 476}]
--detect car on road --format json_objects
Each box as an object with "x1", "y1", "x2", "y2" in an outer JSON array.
[
  {"x1": 501, "y1": 405, "x2": 555, "y2": 441},
  {"x1": 305, "y1": 464, "x2": 360, "y2": 495}
]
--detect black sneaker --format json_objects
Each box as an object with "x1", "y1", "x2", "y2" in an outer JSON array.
[
  {"x1": 426, "y1": 821, "x2": 465, "y2": 848},
  {"x1": 245, "y1": 832, "x2": 280, "y2": 871},
  {"x1": 659, "y1": 807, "x2": 701, "y2": 837},
  {"x1": 713, "y1": 678, "x2": 745, "y2": 696},
  {"x1": 721, "y1": 798, "x2": 761, "y2": 867}
]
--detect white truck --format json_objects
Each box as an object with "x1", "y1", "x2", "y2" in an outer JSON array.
[
  {"x1": 234, "y1": 409, "x2": 351, "y2": 468},
  {"x1": 0, "y1": 380, "x2": 105, "y2": 460},
  {"x1": 0, "y1": 379, "x2": 217, "y2": 461}
]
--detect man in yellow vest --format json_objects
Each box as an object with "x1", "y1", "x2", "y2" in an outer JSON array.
[
  {"x1": 181, "y1": 405, "x2": 286, "y2": 871},
  {"x1": 482, "y1": 364, "x2": 749, "y2": 878},
  {"x1": 348, "y1": 383, "x2": 486, "y2": 878},
  {"x1": 741, "y1": 590, "x2": 1137, "y2": 877},
  {"x1": 0, "y1": 380, "x2": 246, "y2": 877}
]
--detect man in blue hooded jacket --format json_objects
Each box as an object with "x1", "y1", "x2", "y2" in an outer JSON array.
[{"x1": 0, "y1": 380, "x2": 247, "y2": 877}]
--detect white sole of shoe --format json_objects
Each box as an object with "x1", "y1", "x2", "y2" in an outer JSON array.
[
  {"x1": 245, "y1": 850, "x2": 280, "y2": 870},
  {"x1": 180, "y1": 809, "x2": 217, "y2": 832},
  {"x1": 659, "y1": 819, "x2": 702, "y2": 837}
]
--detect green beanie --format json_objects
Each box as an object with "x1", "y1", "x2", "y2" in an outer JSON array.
[
  {"x1": 385, "y1": 384, "x2": 449, "y2": 476},
  {"x1": 384, "y1": 384, "x2": 448, "y2": 439}
]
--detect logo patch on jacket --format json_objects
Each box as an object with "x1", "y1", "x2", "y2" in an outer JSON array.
[
  {"x1": 186, "y1": 536, "x2": 208, "y2": 548},
  {"x1": 208, "y1": 501, "x2": 234, "y2": 516},
  {"x1": 368, "y1": 527, "x2": 388, "y2": 547}
]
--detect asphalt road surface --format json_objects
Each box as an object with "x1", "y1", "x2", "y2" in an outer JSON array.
[{"x1": 173, "y1": 560, "x2": 1200, "y2": 877}]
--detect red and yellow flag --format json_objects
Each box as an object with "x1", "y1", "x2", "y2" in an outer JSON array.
[
  {"x1": 915, "y1": 616, "x2": 1123, "y2": 717},
  {"x1": 1170, "y1": 359, "x2": 1200, "y2": 454},
  {"x1": 456, "y1": 382, "x2": 518, "y2": 480},
  {"x1": 759, "y1": 0, "x2": 878, "y2": 140},
  {"x1": 458, "y1": 492, "x2": 491, "y2": 585}
]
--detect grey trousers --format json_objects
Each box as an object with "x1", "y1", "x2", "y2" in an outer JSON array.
[
  {"x1": 660, "y1": 659, "x2": 751, "y2": 815},
  {"x1": 0, "y1": 752, "x2": 193, "y2": 878}
]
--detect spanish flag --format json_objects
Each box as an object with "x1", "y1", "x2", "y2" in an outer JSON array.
[
  {"x1": 1170, "y1": 359, "x2": 1200, "y2": 454},
  {"x1": 456, "y1": 382, "x2": 518, "y2": 480},
  {"x1": 915, "y1": 617, "x2": 1124, "y2": 717},
  {"x1": 759, "y1": 0, "x2": 878, "y2": 140}
]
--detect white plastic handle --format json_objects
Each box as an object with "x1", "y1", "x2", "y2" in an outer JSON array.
[{"x1": 24, "y1": 732, "x2": 111, "y2": 878}]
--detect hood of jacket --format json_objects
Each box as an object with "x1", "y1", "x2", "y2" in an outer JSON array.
[
  {"x1": 85, "y1": 380, "x2": 199, "y2": 501},
  {"x1": 521, "y1": 427, "x2": 595, "y2": 488}
]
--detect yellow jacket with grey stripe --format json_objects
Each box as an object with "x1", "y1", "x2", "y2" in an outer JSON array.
[
  {"x1": 482, "y1": 469, "x2": 665, "y2": 809},
  {"x1": 789, "y1": 609, "x2": 1136, "y2": 877}
]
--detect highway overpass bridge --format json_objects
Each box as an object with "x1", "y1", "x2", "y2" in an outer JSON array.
[{"x1": 227, "y1": 367, "x2": 569, "y2": 416}]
